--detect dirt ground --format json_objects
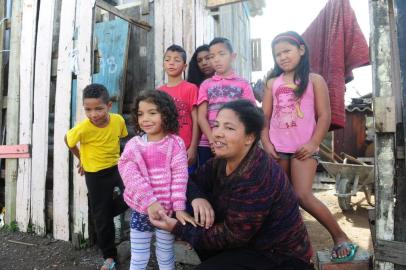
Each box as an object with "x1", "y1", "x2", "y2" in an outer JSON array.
[{"x1": 0, "y1": 186, "x2": 373, "y2": 270}]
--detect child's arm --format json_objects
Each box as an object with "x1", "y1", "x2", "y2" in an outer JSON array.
[
  {"x1": 118, "y1": 140, "x2": 159, "y2": 213},
  {"x1": 260, "y1": 79, "x2": 279, "y2": 159},
  {"x1": 187, "y1": 106, "x2": 200, "y2": 166},
  {"x1": 64, "y1": 134, "x2": 84, "y2": 175},
  {"x1": 169, "y1": 138, "x2": 191, "y2": 223},
  {"x1": 295, "y1": 74, "x2": 331, "y2": 160},
  {"x1": 197, "y1": 102, "x2": 214, "y2": 152}
]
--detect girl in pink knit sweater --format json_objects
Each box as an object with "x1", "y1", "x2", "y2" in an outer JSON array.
[{"x1": 118, "y1": 90, "x2": 195, "y2": 270}]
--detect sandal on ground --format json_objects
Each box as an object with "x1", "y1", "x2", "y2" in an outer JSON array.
[
  {"x1": 331, "y1": 242, "x2": 358, "y2": 263},
  {"x1": 101, "y1": 258, "x2": 117, "y2": 270}
]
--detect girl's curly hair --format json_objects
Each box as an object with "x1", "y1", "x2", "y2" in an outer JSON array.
[{"x1": 131, "y1": 90, "x2": 179, "y2": 136}]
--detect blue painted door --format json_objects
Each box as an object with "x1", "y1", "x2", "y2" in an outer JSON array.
[{"x1": 71, "y1": 18, "x2": 130, "y2": 124}]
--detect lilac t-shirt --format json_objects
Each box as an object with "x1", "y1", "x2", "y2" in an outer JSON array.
[
  {"x1": 269, "y1": 74, "x2": 317, "y2": 153},
  {"x1": 197, "y1": 73, "x2": 256, "y2": 147}
]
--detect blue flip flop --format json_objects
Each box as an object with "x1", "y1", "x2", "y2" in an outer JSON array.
[
  {"x1": 101, "y1": 258, "x2": 117, "y2": 270},
  {"x1": 331, "y1": 242, "x2": 358, "y2": 263}
]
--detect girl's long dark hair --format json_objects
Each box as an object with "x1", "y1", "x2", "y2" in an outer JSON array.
[
  {"x1": 187, "y1": 45, "x2": 210, "y2": 87},
  {"x1": 268, "y1": 31, "x2": 310, "y2": 98}
]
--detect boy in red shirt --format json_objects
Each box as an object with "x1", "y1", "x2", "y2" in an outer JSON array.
[{"x1": 159, "y1": 45, "x2": 199, "y2": 172}]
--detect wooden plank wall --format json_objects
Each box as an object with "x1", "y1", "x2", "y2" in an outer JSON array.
[
  {"x1": 217, "y1": 2, "x2": 251, "y2": 81},
  {"x1": 122, "y1": 2, "x2": 155, "y2": 108},
  {"x1": 15, "y1": 0, "x2": 38, "y2": 232},
  {"x1": 154, "y1": 0, "x2": 215, "y2": 88},
  {"x1": 53, "y1": 0, "x2": 77, "y2": 241}
]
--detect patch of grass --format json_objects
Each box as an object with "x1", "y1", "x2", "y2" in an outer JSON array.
[
  {"x1": 79, "y1": 237, "x2": 88, "y2": 249},
  {"x1": 27, "y1": 223, "x2": 33, "y2": 233},
  {"x1": 1, "y1": 221, "x2": 19, "y2": 232}
]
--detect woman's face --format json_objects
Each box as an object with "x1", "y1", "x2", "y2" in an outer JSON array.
[
  {"x1": 196, "y1": 50, "x2": 214, "y2": 77},
  {"x1": 212, "y1": 109, "x2": 254, "y2": 160}
]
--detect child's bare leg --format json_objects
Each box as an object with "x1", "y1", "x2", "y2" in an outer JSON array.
[
  {"x1": 277, "y1": 159, "x2": 291, "y2": 179},
  {"x1": 290, "y1": 158, "x2": 350, "y2": 258}
]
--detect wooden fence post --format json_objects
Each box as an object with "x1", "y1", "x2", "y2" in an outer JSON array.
[
  {"x1": 31, "y1": 0, "x2": 57, "y2": 235},
  {"x1": 72, "y1": 0, "x2": 95, "y2": 241},
  {"x1": 370, "y1": 0, "x2": 397, "y2": 269},
  {"x1": 0, "y1": 0, "x2": 6, "y2": 144},
  {"x1": 53, "y1": 0, "x2": 77, "y2": 241},
  {"x1": 16, "y1": 0, "x2": 38, "y2": 232},
  {"x1": 4, "y1": 0, "x2": 22, "y2": 225}
]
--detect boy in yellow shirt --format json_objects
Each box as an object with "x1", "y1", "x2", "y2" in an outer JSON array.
[{"x1": 65, "y1": 84, "x2": 128, "y2": 270}]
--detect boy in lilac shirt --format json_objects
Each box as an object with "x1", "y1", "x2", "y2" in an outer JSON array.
[{"x1": 197, "y1": 37, "x2": 256, "y2": 165}]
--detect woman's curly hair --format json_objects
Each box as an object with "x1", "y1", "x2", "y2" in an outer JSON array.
[{"x1": 131, "y1": 90, "x2": 179, "y2": 135}]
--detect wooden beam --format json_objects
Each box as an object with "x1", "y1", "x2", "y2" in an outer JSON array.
[
  {"x1": 375, "y1": 239, "x2": 406, "y2": 266},
  {"x1": 369, "y1": 0, "x2": 397, "y2": 269},
  {"x1": 395, "y1": 0, "x2": 406, "y2": 262},
  {"x1": 31, "y1": 0, "x2": 56, "y2": 236},
  {"x1": 0, "y1": 144, "x2": 30, "y2": 158},
  {"x1": 0, "y1": 0, "x2": 6, "y2": 144},
  {"x1": 153, "y1": 0, "x2": 164, "y2": 87},
  {"x1": 16, "y1": 0, "x2": 38, "y2": 233},
  {"x1": 5, "y1": 0, "x2": 22, "y2": 225},
  {"x1": 53, "y1": 0, "x2": 76, "y2": 242},
  {"x1": 73, "y1": 0, "x2": 94, "y2": 241},
  {"x1": 206, "y1": 0, "x2": 246, "y2": 9},
  {"x1": 95, "y1": 0, "x2": 151, "y2": 31}
]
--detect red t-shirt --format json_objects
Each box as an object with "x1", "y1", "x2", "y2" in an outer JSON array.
[{"x1": 159, "y1": 81, "x2": 198, "y2": 149}]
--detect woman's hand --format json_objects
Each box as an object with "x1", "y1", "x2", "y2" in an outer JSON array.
[
  {"x1": 149, "y1": 210, "x2": 178, "y2": 232},
  {"x1": 295, "y1": 141, "x2": 318, "y2": 160},
  {"x1": 191, "y1": 198, "x2": 215, "y2": 229},
  {"x1": 176, "y1": 210, "x2": 197, "y2": 227},
  {"x1": 147, "y1": 202, "x2": 164, "y2": 220}
]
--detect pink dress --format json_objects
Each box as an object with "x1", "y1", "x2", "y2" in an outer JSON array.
[{"x1": 269, "y1": 74, "x2": 316, "y2": 153}]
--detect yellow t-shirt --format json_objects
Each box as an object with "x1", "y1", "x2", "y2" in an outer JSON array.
[{"x1": 66, "y1": 113, "x2": 128, "y2": 172}]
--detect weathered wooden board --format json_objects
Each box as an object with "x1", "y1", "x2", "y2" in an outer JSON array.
[
  {"x1": 0, "y1": 0, "x2": 6, "y2": 144},
  {"x1": 207, "y1": 0, "x2": 245, "y2": 8},
  {"x1": 31, "y1": 0, "x2": 56, "y2": 235},
  {"x1": 375, "y1": 239, "x2": 406, "y2": 266},
  {"x1": 153, "y1": 0, "x2": 164, "y2": 87},
  {"x1": 73, "y1": 0, "x2": 95, "y2": 240},
  {"x1": 93, "y1": 18, "x2": 130, "y2": 113},
  {"x1": 5, "y1": 0, "x2": 22, "y2": 225},
  {"x1": 0, "y1": 144, "x2": 30, "y2": 158},
  {"x1": 374, "y1": 96, "x2": 396, "y2": 133},
  {"x1": 369, "y1": 0, "x2": 396, "y2": 269},
  {"x1": 15, "y1": 0, "x2": 37, "y2": 232},
  {"x1": 53, "y1": 0, "x2": 77, "y2": 241}
]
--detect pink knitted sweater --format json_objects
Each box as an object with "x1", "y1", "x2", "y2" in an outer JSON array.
[{"x1": 118, "y1": 134, "x2": 188, "y2": 214}]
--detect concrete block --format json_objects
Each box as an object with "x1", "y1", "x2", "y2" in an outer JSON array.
[{"x1": 317, "y1": 248, "x2": 371, "y2": 270}]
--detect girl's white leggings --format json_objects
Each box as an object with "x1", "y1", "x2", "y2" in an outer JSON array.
[{"x1": 130, "y1": 228, "x2": 175, "y2": 270}]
